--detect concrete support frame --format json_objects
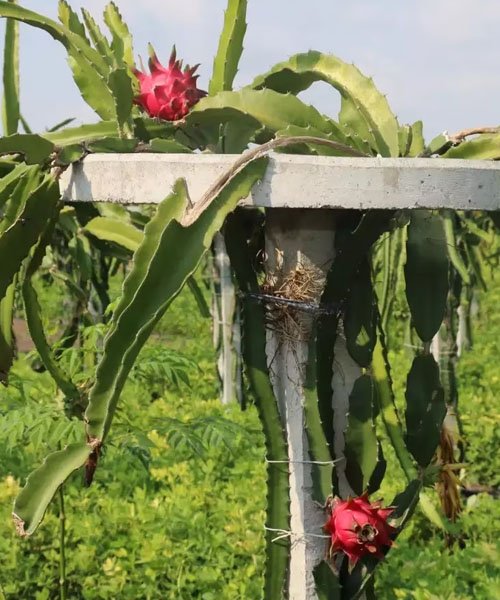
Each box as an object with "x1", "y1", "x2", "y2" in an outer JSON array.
[
  {"x1": 60, "y1": 153, "x2": 500, "y2": 600},
  {"x1": 264, "y1": 209, "x2": 338, "y2": 599}
]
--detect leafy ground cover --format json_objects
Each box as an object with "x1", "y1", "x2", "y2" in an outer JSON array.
[{"x1": 1, "y1": 266, "x2": 500, "y2": 599}]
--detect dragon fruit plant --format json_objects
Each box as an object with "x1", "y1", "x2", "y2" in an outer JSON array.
[{"x1": 0, "y1": 0, "x2": 499, "y2": 598}]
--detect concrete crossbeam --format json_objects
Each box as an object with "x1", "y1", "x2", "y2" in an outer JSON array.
[{"x1": 60, "y1": 153, "x2": 500, "y2": 210}]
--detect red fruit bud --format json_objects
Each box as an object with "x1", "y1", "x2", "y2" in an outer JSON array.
[
  {"x1": 324, "y1": 493, "x2": 397, "y2": 567},
  {"x1": 134, "y1": 47, "x2": 206, "y2": 122}
]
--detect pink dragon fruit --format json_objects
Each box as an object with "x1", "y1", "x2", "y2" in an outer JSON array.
[
  {"x1": 324, "y1": 493, "x2": 397, "y2": 567},
  {"x1": 134, "y1": 47, "x2": 206, "y2": 121}
]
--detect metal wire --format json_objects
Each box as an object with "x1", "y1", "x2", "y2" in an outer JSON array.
[
  {"x1": 264, "y1": 526, "x2": 330, "y2": 543},
  {"x1": 240, "y1": 291, "x2": 343, "y2": 316}
]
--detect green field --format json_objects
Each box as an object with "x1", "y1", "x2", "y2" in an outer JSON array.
[{"x1": 1, "y1": 267, "x2": 500, "y2": 600}]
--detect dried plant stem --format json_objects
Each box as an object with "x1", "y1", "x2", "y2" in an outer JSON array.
[
  {"x1": 181, "y1": 135, "x2": 370, "y2": 226},
  {"x1": 449, "y1": 126, "x2": 500, "y2": 144}
]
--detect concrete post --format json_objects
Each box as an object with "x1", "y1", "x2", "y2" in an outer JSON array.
[
  {"x1": 213, "y1": 232, "x2": 241, "y2": 405},
  {"x1": 264, "y1": 209, "x2": 361, "y2": 599}
]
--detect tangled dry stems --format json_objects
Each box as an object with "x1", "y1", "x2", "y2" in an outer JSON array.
[{"x1": 262, "y1": 262, "x2": 325, "y2": 343}]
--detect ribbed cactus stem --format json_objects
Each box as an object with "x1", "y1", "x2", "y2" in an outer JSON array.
[{"x1": 332, "y1": 341, "x2": 361, "y2": 497}]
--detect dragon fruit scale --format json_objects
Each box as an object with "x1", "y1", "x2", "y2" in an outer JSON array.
[
  {"x1": 134, "y1": 47, "x2": 207, "y2": 121},
  {"x1": 324, "y1": 493, "x2": 397, "y2": 567}
]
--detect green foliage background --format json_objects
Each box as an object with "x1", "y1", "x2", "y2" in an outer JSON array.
[{"x1": 1, "y1": 264, "x2": 500, "y2": 599}]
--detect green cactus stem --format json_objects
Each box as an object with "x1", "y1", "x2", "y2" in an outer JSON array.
[{"x1": 224, "y1": 209, "x2": 290, "y2": 599}]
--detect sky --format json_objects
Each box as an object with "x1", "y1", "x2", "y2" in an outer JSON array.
[{"x1": 0, "y1": 0, "x2": 499, "y2": 141}]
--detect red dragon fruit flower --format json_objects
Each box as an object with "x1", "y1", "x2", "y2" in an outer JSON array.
[
  {"x1": 324, "y1": 493, "x2": 397, "y2": 567},
  {"x1": 134, "y1": 47, "x2": 206, "y2": 121}
]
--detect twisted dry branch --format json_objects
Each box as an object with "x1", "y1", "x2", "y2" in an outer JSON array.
[{"x1": 181, "y1": 135, "x2": 370, "y2": 226}]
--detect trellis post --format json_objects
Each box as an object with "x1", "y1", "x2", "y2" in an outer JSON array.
[{"x1": 60, "y1": 152, "x2": 500, "y2": 600}]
